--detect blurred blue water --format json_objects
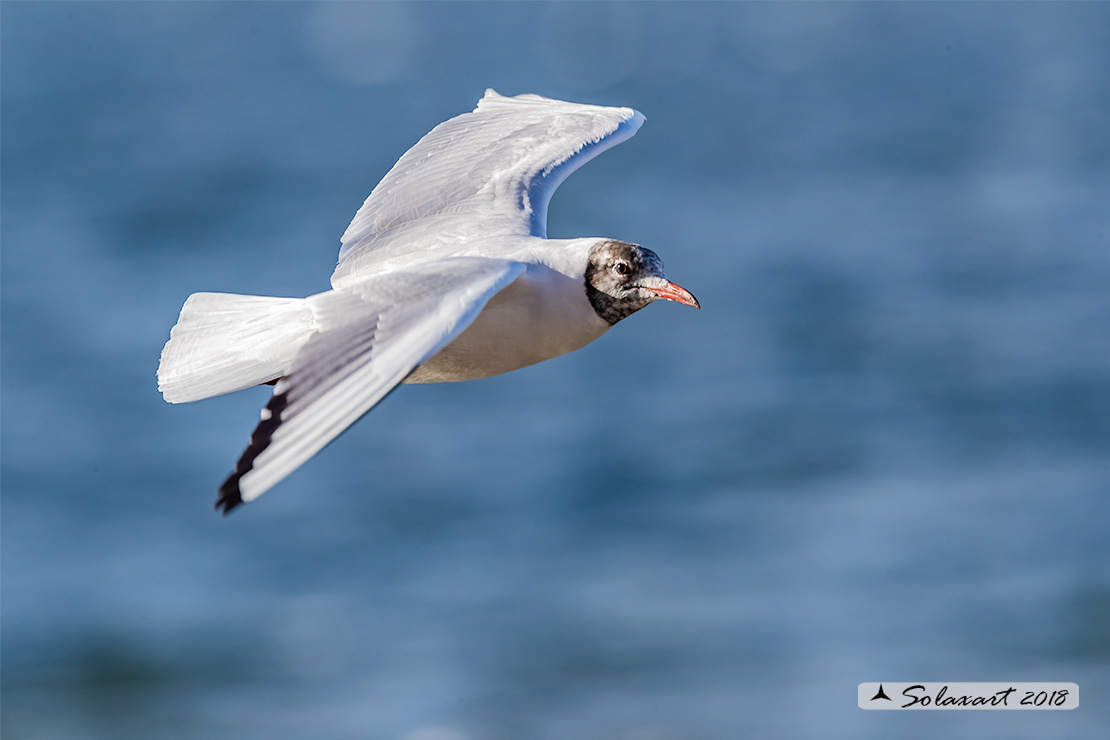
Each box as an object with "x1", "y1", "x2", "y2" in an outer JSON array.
[{"x1": 3, "y1": 3, "x2": 1109, "y2": 739}]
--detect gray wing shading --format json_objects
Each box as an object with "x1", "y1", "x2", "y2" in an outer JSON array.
[
  {"x1": 217, "y1": 258, "x2": 526, "y2": 512},
  {"x1": 330, "y1": 90, "x2": 644, "y2": 289}
]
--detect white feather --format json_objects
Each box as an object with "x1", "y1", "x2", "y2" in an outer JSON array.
[
  {"x1": 157, "y1": 293, "x2": 314, "y2": 404},
  {"x1": 331, "y1": 90, "x2": 644, "y2": 288}
]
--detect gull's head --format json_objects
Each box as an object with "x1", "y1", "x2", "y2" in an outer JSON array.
[{"x1": 585, "y1": 240, "x2": 700, "y2": 325}]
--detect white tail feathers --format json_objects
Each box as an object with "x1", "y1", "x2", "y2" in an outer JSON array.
[{"x1": 158, "y1": 293, "x2": 316, "y2": 404}]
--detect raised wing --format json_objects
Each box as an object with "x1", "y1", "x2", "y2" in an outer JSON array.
[
  {"x1": 217, "y1": 258, "x2": 526, "y2": 512},
  {"x1": 331, "y1": 90, "x2": 644, "y2": 288}
]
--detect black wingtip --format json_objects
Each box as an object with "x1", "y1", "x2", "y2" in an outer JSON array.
[
  {"x1": 216, "y1": 473, "x2": 244, "y2": 515},
  {"x1": 214, "y1": 387, "x2": 290, "y2": 516}
]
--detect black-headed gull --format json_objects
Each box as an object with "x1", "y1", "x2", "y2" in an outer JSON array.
[{"x1": 158, "y1": 90, "x2": 699, "y2": 513}]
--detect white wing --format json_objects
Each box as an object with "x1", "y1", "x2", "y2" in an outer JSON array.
[
  {"x1": 217, "y1": 258, "x2": 526, "y2": 511},
  {"x1": 330, "y1": 90, "x2": 644, "y2": 289}
]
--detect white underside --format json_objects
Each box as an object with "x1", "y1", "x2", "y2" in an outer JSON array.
[{"x1": 405, "y1": 260, "x2": 610, "y2": 383}]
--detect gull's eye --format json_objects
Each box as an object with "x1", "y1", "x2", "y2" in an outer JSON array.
[{"x1": 613, "y1": 261, "x2": 631, "y2": 276}]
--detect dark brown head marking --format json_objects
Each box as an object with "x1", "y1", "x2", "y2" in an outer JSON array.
[{"x1": 585, "y1": 240, "x2": 669, "y2": 325}]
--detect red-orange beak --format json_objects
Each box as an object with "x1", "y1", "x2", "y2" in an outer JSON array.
[{"x1": 645, "y1": 280, "x2": 700, "y2": 309}]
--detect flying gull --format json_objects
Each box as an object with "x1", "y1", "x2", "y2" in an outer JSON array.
[{"x1": 157, "y1": 90, "x2": 700, "y2": 513}]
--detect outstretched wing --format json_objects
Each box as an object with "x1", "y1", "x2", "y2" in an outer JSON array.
[
  {"x1": 217, "y1": 258, "x2": 526, "y2": 512},
  {"x1": 331, "y1": 90, "x2": 644, "y2": 289}
]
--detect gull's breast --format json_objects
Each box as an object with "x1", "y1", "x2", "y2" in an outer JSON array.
[{"x1": 404, "y1": 263, "x2": 609, "y2": 383}]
